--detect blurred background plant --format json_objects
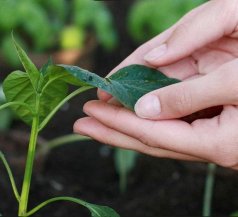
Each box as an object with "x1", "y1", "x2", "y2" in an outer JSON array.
[
  {"x1": 0, "y1": 0, "x2": 118, "y2": 67},
  {"x1": 231, "y1": 211, "x2": 238, "y2": 217},
  {"x1": 127, "y1": 0, "x2": 206, "y2": 43}
]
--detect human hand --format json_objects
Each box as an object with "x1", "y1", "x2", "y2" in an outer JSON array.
[
  {"x1": 74, "y1": 0, "x2": 238, "y2": 169},
  {"x1": 98, "y1": 0, "x2": 238, "y2": 112}
]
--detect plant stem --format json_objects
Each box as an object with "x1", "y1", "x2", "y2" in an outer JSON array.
[
  {"x1": 25, "y1": 196, "x2": 87, "y2": 216},
  {"x1": 43, "y1": 134, "x2": 91, "y2": 150},
  {"x1": 0, "y1": 151, "x2": 20, "y2": 202},
  {"x1": 18, "y1": 117, "x2": 39, "y2": 217},
  {"x1": 203, "y1": 163, "x2": 216, "y2": 217},
  {"x1": 36, "y1": 134, "x2": 91, "y2": 157}
]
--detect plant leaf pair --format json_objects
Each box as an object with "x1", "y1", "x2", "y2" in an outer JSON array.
[{"x1": 3, "y1": 38, "x2": 81, "y2": 125}]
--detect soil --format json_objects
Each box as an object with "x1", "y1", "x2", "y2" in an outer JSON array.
[{"x1": 1, "y1": 1, "x2": 238, "y2": 217}]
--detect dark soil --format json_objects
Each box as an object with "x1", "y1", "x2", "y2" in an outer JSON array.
[{"x1": 0, "y1": 89, "x2": 238, "y2": 217}]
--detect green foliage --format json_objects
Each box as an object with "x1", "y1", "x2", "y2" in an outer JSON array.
[
  {"x1": 128, "y1": 0, "x2": 207, "y2": 43},
  {"x1": 231, "y1": 211, "x2": 238, "y2": 217},
  {"x1": 3, "y1": 37, "x2": 69, "y2": 125},
  {"x1": 87, "y1": 203, "x2": 120, "y2": 217},
  {"x1": 0, "y1": 84, "x2": 14, "y2": 131},
  {"x1": 115, "y1": 149, "x2": 138, "y2": 193},
  {"x1": 25, "y1": 196, "x2": 120, "y2": 217},
  {"x1": 0, "y1": 37, "x2": 181, "y2": 216},
  {"x1": 0, "y1": 38, "x2": 120, "y2": 216},
  {"x1": 203, "y1": 163, "x2": 216, "y2": 216},
  {"x1": 0, "y1": 0, "x2": 55, "y2": 66},
  {"x1": 0, "y1": 0, "x2": 118, "y2": 66},
  {"x1": 54, "y1": 64, "x2": 180, "y2": 110},
  {"x1": 37, "y1": 0, "x2": 67, "y2": 24},
  {"x1": 60, "y1": 26, "x2": 85, "y2": 50},
  {"x1": 0, "y1": 0, "x2": 19, "y2": 30},
  {"x1": 73, "y1": 0, "x2": 118, "y2": 51}
]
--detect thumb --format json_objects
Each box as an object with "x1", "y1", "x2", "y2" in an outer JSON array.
[
  {"x1": 144, "y1": 0, "x2": 238, "y2": 66},
  {"x1": 134, "y1": 59, "x2": 238, "y2": 120}
]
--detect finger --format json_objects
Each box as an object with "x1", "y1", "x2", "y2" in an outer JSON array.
[
  {"x1": 107, "y1": 97, "x2": 122, "y2": 106},
  {"x1": 135, "y1": 59, "x2": 238, "y2": 120},
  {"x1": 97, "y1": 89, "x2": 112, "y2": 101},
  {"x1": 97, "y1": 55, "x2": 199, "y2": 102},
  {"x1": 191, "y1": 105, "x2": 238, "y2": 168},
  {"x1": 83, "y1": 100, "x2": 216, "y2": 160},
  {"x1": 157, "y1": 56, "x2": 198, "y2": 80},
  {"x1": 97, "y1": 3, "x2": 207, "y2": 101},
  {"x1": 74, "y1": 116, "x2": 204, "y2": 161},
  {"x1": 144, "y1": 0, "x2": 238, "y2": 66}
]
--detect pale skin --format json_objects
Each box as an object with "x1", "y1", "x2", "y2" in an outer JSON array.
[{"x1": 74, "y1": 0, "x2": 238, "y2": 169}]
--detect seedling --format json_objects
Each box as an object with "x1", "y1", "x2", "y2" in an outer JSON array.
[{"x1": 0, "y1": 37, "x2": 179, "y2": 216}]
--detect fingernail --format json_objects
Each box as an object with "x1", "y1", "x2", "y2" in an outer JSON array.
[
  {"x1": 135, "y1": 95, "x2": 161, "y2": 119},
  {"x1": 144, "y1": 44, "x2": 167, "y2": 61}
]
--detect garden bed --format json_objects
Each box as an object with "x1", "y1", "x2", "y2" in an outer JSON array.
[{"x1": 0, "y1": 89, "x2": 238, "y2": 217}]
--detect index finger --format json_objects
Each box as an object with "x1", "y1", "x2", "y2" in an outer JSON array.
[{"x1": 97, "y1": 2, "x2": 207, "y2": 101}]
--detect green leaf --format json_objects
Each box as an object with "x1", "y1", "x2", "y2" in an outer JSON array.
[
  {"x1": 40, "y1": 57, "x2": 53, "y2": 75},
  {"x1": 12, "y1": 35, "x2": 40, "y2": 90},
  {"x1": 2, "y1": 40, "x2": 89, "y2": 126},
  {"x1": 53, "y1": 64, "x2": 180, "y2": 110},
  {"x1": 3, "y1": 71, "x2": 35, "y2": 124},
  {"x1": 86, "y1": 203, "x2": 120, "y2": 217},
  {"x1": 2, "y1": 40, "x2": 77, "y2": 126},
  {"x1": 3, "y1": 70, "x2": 68, "y2": 125}
]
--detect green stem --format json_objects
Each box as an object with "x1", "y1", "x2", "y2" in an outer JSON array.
[
  {"x1": 0, "y1": 151, "x2": 20, "y2": 202},
  {"x1": 43, "y1": 134, "x2": 91, "y2": 150},
  {"x1": 0, "y1": 102, "x2": 33, "y2": 114},
  {"x1": 37, "y1": 134, "x2": 91, "y2": 157},
  {"x1": 25, "y1": 196, "x2": 87, "y2": 216},
  {"x1": 41, "y1": 74, "x2": 67, "y2": 94},
  {"x1": 119, "y1": 171, "x2": 127, "y2": 194},
  {"x1": 18, "y1": 117, "x2": 39, "y2": 217},
  {"x1": 203, "y1": 163, "x2": 216, "y2": 217},
  {"x1": 38, "y1": 86, "x2": 94, "y2": 132},
  {"x1": 43, "y1": 134, "x2": 91, "y2": 149}
]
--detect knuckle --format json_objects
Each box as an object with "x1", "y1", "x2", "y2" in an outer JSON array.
[
  {"x1": 216, "y1": 0, "x2": 238, "y2": 31},
  {"x1": 217, "y1": 156, "x2": 238, "y2": 168},
  {"x1": 136, "y1": 123, "x2": 157, "y2": 147},
  {"x1": 213, "y1": 142, "x2": 238, "y2": 168},
  {"x1": 137, "y1": 130, "x2": 150, "y2": 146},
  {"x1": 111, "y1": 105, "x2": 125, "y2": 123},
  {"x1": 173, "y1": 22, "x2": 190, "y2": 38},
  {"x1": 171, "y1": 87, "x2": 193, "y2": 116}
]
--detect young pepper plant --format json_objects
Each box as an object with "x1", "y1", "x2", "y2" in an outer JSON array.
[{"x1": 0, "y1": 37, "x2": 179, "y2": 216}]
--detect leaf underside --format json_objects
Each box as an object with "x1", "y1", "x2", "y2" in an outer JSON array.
[{"x1": 52, "y1": 64, "x2": 180, "y2": 110}]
